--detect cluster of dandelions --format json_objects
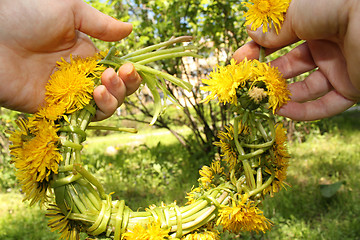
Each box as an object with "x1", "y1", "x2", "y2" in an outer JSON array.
[
  {"x1": 9, "y1": 53, "x2": 106, "y2": 207},
  {"x1": 182, "y1": 56, "x2": 292, "y2": 236},
  {"x1": 202, "y1": 58, "x2": 290, "y2": 114}
]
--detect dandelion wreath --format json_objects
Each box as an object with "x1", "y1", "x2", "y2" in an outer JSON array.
[{"x1": 8, "y1": 1, "x2": 293, "y2": 239}]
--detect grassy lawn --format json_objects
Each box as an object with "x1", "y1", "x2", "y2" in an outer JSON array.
[{"x1": 1, "y1": 111, "x2": 359, "y2": 239}]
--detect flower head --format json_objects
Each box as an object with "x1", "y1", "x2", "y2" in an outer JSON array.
[
  {"x1": 201, "y1": 59, "x2": 254, "y2": 105},
  {"x1": 181, "y1": 229, "x2": 220, "y2": 240},
  {"x1": 201, "y1": 59, "x2": 290, "y2": 113},
  {"x1": 46, "y1": 204, "x2": 81, "y2": 240},
  {"x1": 198, "y1": 161, "x2": 224, "y2": 189},
  {"x1": 45, "y1": 54, "x2": 106, "y2": 114},
  {"x1": 186, "y1": 187, "x2": 202, "y2": 205},
  {"x1": 214, "y1": 123, "x2": 249, "y2": 169},
  {"x1": 252, "y1": 60, "x2": 291, "y2": 113},
  {"x1": 264, "y1": 124, "x2": 290, "y2": 195},
  {"x1": 8, "y1": 117, "x2": 62, "y2": 205},
  {"x1": 243, "y1": 0, "x2": 291, "y2": 33},
  {"x1": 216, "y1": 196, "x2": 272, "y2": 233},
  {"x1": 122, "y1": 221, "x2": 170, "y2": 240},
  {"x1": 16, "y1": 173, "x2": 50, "y2": 206},
  {"x1": 10, "y1": 118, "x2": 62, "y2": 182}
]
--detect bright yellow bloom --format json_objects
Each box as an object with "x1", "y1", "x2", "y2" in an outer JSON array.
[
  {"x1": 214, "y1": 123, "x2": 249, "y2": 169},
  {"x1": 45, "y1": 54, "x2": 106, "y2": 114},
  {"x1": 201, "y1": 59, "x2": 289, "y2": 113},
  {"x1": 56, "y1": 53, "x2": 105, "y2": 76},
  {"x1": 46, "y1": 204, "x2": 80, "y2": 240},
  {"x1": 186, "y1": 187, "x2": 202, "y2": 205},
  {"x1": 16, "y1": 172, "x2": 50, "y2": 206},
  {"x1": 243, "y1": 0, "x2": 291, "y2": 33},
  {"x1": 9, "y1": 118, "x2": 52, "y2": 206},
  {"x1": 216, "y1": 196, "x2": 272, "y2": 233},
  {"x1": 36, "y1": 102, "x2": 67, "y2": 121},
  {"x1": 198, "y1": 161, "x2": 223, "y2": 189},
  {"x1": 45, "y1": 68, "x2": 95, "y2": 113},
  {"x1": 252, "y1": 61, "x2": 291, "y2": 113},
  {"x1": 273, "y1": 123, "x2": 290, "y2": 160},
  {"x1": 9, "y1": 117, "x2": 62, "y2": 183},
  {"x1": 201, "y1": 59, "x2": 254, "y2": 105},
  {"x1": 214, "y1": 125, "x2": 238, "y2": 169},
  {"x1": 199, "y1": 165, "x2": 214, "y2": 189},
  {"x1": 181, "y1": 230, "x2": 220, "y2": 240},
  {"x1": 264, "y1": 124, "x2": 290, "y2": 195},
  {"x1": 122, "y1": 221, "x2": 170, "y2": 240}
]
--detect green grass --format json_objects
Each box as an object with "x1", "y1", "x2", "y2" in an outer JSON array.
[
  {"x1": 0, "y1": 193, "x2": 59, "y2": 240},
  {"x1": 1, "y1": 111, "x2": 360, "y2": 239}
]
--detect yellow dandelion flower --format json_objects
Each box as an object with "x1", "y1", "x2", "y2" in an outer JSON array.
[
  {"x1": 16, "y1": 172, "x2": 50, "y2": 206},
  {"x1": 36, "y1": 102, "x2": 67, "y2": 121},
  {"x1": 56, "y1": 53, "x2": 105, "y2": 78},
  {"x1": 216, "y1": 196, "x2": 272, "y2": 233},
  {"x1": 265, "y1": 164, "x2": 289, "y2": 196},
  {"x1": 8, "y1": 118, "x2": 33, "y2": 160},
  {"x1": 199, "y1": 161, "x2": 224, "y2": 189},
  {"x1": 214, "y1": 125, "x2": 238, "y2": 169},
  {"x1": 214, "y1": 123, "x2": 249, "y2": 169},
  {"x1": 122, "y1": 221, "x2": 170, "y2": 240},
  {"x1": 243, "y1": 0, "x2": 291, "y2": 33},
  {"x1": 45, "y1": 53, "x2": 106, "y2": 114},
  {"x1": 264, "y1": 124, "x2": 290, "y2": 195},
  {"x1": 201, "y1": 59, "x2": 254, "y2": 105},
  {"x1": 181, "y1": 230, "x2": 220, "y2": 240},
  {"x1": 273, "y1": 123, "x2": 290, "y2": 160},
  {"x1": 186, "y1": 187, "x2": 202, "y2": 205},
  {"x1": 9, "y1": 117, "x2": 62, "y2": 182},
  {"x1": 46, "y1": 204, "x2": 81, "y2": 240},
  {"x1": 199, "y1": 165, "x2": 214, "y2": 189},
  {"x1": 45, "y1": 68, "x2": 95, "y2": 113},
  {"x1": 252, "y1": 61, "x2": 290, "y2": 113}
]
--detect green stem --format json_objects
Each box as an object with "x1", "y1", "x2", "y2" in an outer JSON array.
[
  {"x1": 136, "y1": 52, "x2": 202, "y2": 65},
  {"x1": 120, "y1": 36, "x2": 193, "y2": 59},
  {"x1": 243, "y1": 160, "x2": 256, "y2": 190},
  {"x1": 233, "y1": 116, "x2": 246, "y2": 156},
  {"x1": 86, "y1": 125, "x2": 137, "y2": 133},
  {"x1": 259, "y1": 46, "x2": 266, "y2": 62},
  {"x1": 125, "y1": 45, "x2": 196, "y2": 62}
]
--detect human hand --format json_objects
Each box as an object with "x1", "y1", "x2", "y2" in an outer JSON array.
[
  {"x1": 0, "y1": 0, "x2": 141, "y2": 121},
  {"x1": 233, "y1": 0, "x2": 360, "y2": 121}
]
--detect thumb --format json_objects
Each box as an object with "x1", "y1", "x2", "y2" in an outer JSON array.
[
  {"x1": 72, "y1": 0, "x2": 132, "y2": 41},
  {"x1": 246, "y1": 0, "x2": 349, "y2": 49}
]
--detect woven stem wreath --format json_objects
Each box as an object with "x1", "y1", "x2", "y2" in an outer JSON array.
[{"x1": 9, "y1": 35, "x2": 291, "y2": 240}]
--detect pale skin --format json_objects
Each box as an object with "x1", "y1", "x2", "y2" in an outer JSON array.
[
  {"x1": 233, "y1": 0, "x2": 360, "y2": 121},
  {"x1": 0, "y1": 0, "x2": 141, "y2": 121}
]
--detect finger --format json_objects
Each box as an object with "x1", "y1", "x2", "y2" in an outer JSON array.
[
  {"x1": 100, "y1": 67, "x2": 127, "y2": 104},
  {"x1": 117, "y1": 63, "x2": 142, "y2": 96},
  {"x1": 247, "y1": 0, "x2": 349, "y2": 48},
  {"x1": 72, "y1": 0, "x2": 132, "y2": 41},
  {"x1": 287, "y1": 70, "x2": 333, "y2": 102},
  {"x1": 93, "y1": 82, "x2": 121, "y2": 122},
  {"x1": 277, "y1": 90, "x2": 356, "y2": 121},
  {"x1": 233, "y1": 41, "x2": 281, "y2": 62},
  {"x1": 270, "y1": 42, "x2": 316, "y2": 79}
]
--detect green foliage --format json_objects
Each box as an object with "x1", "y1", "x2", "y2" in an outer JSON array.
[
  {"x1": 0, "y1": 193, "x2": 59, "y2": 240},
  {"x1": 0, "y1": 108, "x2": 19, "y2": 190}
]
